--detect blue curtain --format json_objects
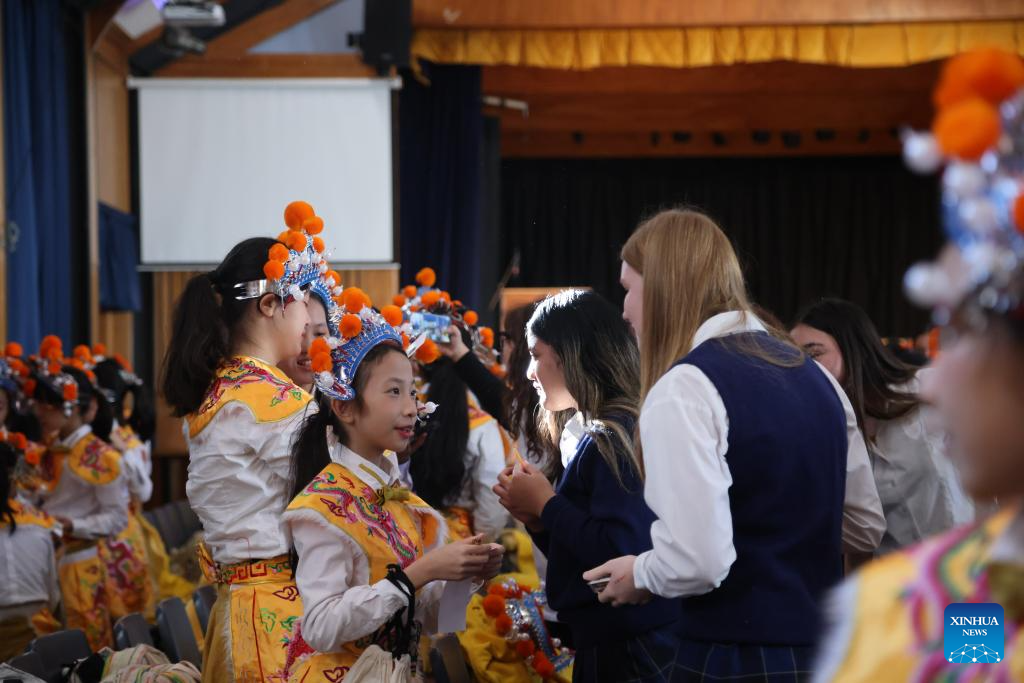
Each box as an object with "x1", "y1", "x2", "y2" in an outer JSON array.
[
  {"x1": 3, "y1": 0, "x2": 76, "y2": 349},
  {"x1": 99, "y1": 203, "x2": 142, "y2": 312},
  {"x1": 398, "y1": 62, "x2": 484, "y2": 308}
]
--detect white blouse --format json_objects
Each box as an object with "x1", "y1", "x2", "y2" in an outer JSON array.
[
  {"x1": 113, "y1": 422, "x2": 153, "y2": 504},
  {"x1": 633, "y1": 311, "x2": 886, "y2": 599},
  {"x1": 185, "y1": 401, "x2": 313, "y2": 564},
  {"x1": 450, "y1": 417, "x2": 512, "y2": 541},
  {"x1": 42, "y1": 426, "x2": 129, "y2": 541},
  {"x1": 0, "y1": 511, "x2": 59, "y2": 612},
  {"x1": 870, "y1": 370, "x2": 974, "y2": 554},
  {"x1": 284, "y1": 444, "x2": 448, "y2": 653}
]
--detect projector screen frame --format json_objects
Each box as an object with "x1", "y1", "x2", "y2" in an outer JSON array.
[{"x1": 127, "y1": 76, "x2": 402, "y2": 270}]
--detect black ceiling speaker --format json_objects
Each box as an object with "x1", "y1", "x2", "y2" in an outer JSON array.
[{"x1": 352, "y1": 0, "x2": 412, "y2": 75}]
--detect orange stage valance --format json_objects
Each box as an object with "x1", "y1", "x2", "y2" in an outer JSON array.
[{"x1": 412, "y1": 22, "x2": 1022, "y2": 70}]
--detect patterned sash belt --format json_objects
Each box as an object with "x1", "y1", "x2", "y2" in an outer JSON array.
[{"x1": 198, "y1": 543, "x2": 293, "y2": 586}]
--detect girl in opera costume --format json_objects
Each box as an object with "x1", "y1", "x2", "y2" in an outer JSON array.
[
  {"x1": 814, "y1": 47, "x2": 1024, "y2": 682},
  {"x1": 0, "y1": 433, "x2": 61, "y2": 661},
  {"x1": 161, "y1": 201, "x2": 329, "y2": 682},
  {"x1": 61, "y1": 343, "x2": 156, "y2": 623},
  {"x1": 282, "y1": 290, "x2": 504, "y2": 681},
  {"x1": 32, "y1": 336, "x2": 129, "y2": 651}
]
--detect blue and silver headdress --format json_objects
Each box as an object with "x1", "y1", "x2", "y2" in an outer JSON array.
[
  {"x1": 902, "y1": 48, "x2": 1024, "y2": 325},
  {"x1": 309, "y1": 287, "x2": 425, "y2": 402}
]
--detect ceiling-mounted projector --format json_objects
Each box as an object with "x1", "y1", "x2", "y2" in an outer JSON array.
[{"x1": 162, "y1": 1, "x2": 226, "y2": 28}]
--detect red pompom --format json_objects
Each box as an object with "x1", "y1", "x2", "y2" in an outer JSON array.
[
  {"x1": 264, "y1": 260, "x2": 285, "y2": 281},
  {"x1": 415, "y1": 338, "x2": 440, "y2": 364},
  {"x1": 463, "y1": 310, "x2": 479, "y2": 326},
  {"x1": 342, "y1": 287, "x2": 371, "y2": 314},
  {"x1": 269, "y1": 243, "x2": 290, "y2": 263},
  {"x1": 392, "y1": 294, "x2": 407, "y2": 306},
  {"x1": 381, "y1": 305, "x2": 404, "y2": 327},
  {"x1": 416, "y1": 267, "x2": 437, "y2": 287},
  {"x1": 532, "y1": 651, "x2": 555, "y2": 678},
  {"x1": 311, "y1": 352, "x2": 333, "y2": 373},
  {"x1": 479, "y1": 327, "x2": 495, "y2": 349},
  {"x1": 312, "y1": 237, "x2": 326, "y2": 253},
  {"x1": 309, "y1": 337, "x2": 331, "y2": 358},
  {"x1": 340, "y1": 314, "x2": 363, "y2": 339},
  {"x1": 284, "y1": 201, "x2": 315, "y2": 230},
  {"x1": 287, "y1": 232, "x2": 308, "y2": 252},
  {"x1": 515, "y1": 639, "x2": 536, "y2": 658},
  {"x1": 5, "y1": 342, "x2": 23, "y2": 358},
  {"x1": 23, "y1": 379, "x2": 37, "y2": 397},
  {"x1": 302, "y1": 216, "x2": 324, "y2": 235},
  {"x1": 494, "y1": 614, "x2": 513, "y2": 635},
  {"x1": 420, "y1": 291, "x2": 442, "y2": 309},
  {"x1": 325, "y1": 270, "x2": 342, "y2": 288},
  {"x1": 482, "y1": 593, "x2": 506, "y2": 618},
  {"x1": 402, "y1": 285, "x2": 417, "y2": 298},
  {"x1": 92, "y1": 343, "x2": 107, "y2": 357},
  {"x1": 62, "y1": 384, "x2": 78, "y2": 402},
  {"x1": 1014, "y1": 193, "x2": 1024, "y2": 234},
  {"x1": 933, "y1": 97, "x2": 1001, "y2": 161}
]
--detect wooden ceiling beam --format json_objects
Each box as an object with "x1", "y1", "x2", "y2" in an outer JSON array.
[
  {"x1": 202, "y1": 0, "x2": 339, "y2": 57},
  {"x1": 489, "y1": 92, "x2": 931, "y2": 133},
  {"x1": 413, "y1": 0, "x2": 1024, "y2": 29},
  {"x1": 482, "y1": 62, "x2": 941, "y2": 97},
  {"x1": 501, "y1": 129, "x2": 903, "y2": 157}
]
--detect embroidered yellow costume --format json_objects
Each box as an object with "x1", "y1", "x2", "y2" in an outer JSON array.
[
  {"x1": 817, "y1": 505, "x2": 1024, "y2": 682},
  {"x1": 186, "y1": 356, "x2": 311, "y2": 683},
  {"x1": 282, "y1": 456, "x2": 447, "y2": 682}
]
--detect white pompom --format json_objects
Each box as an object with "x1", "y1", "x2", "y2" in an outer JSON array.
[
  {"x1": 299, "y1": 252, "x2": 311, "y2": 265},
  {"x1": 903, "y1": 132, "x2": 943, "y2": 174},
  {"x1": 326, "y1": 336, "x2": 340, "y2": 349},
  {"x1": 943, "y1": 162, "x2": 987, "y2": 198},
  {"x1": 422, "y1": 401, "x2": 438, "y2": 415},
  {"x1": 332, "y1": 286, "x2": 343, "y2": 296},
  {"x1": 903, "y1": 263, "x2": 945, "y2": 307},
  {"x1": 959, "y1": 198, "x2": 1000, "y2": 234},
  {"x1": 318, "y1": 370, "x2": 334, "y2": 385}
]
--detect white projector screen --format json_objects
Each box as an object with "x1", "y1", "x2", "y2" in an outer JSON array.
[{"x1": 131, "y1": 78, "x2": 395, "y2": 266}]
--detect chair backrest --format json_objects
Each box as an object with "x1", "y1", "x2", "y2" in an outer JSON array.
[
  {"x1": 27, "y1": 629, "x2": 91, "y2": 682},
  {"x1": 156, "y1": 597, "x2": 202, "y2": 669},
  {"x1": 7, "y1": 650, "x2": 46, "y2": 679},
  {"x1": 192, "y1": 584, "x2": 217, "y2": 634},
  {"x1": 429, "y1": 634, "x2": 472, "y2": 683},
  {"x1": 114, "y1": 612, "x2": 155, "y2": 650},
  {"x1": 145, "y1": 500, "x2": 203, "y2": 551}
]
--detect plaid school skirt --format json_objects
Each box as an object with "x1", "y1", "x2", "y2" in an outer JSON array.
[{"x1": 573, "y1": 630, "x2": 816, "y2": 683}]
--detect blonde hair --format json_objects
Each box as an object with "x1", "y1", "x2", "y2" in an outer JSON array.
[{"x1": 621, "y1": 208, "x2": 798, "y2": 398}]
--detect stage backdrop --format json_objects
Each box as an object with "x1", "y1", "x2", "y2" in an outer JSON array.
[{"x1": 501, "y1": 156, "x2": 942, "y2": 336}]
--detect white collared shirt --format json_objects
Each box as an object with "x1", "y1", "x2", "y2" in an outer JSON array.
[
  {"x1": 185, "y1": 401, "x2": 312, "y2": 564},
  {"x1": 450, "y1": 417, "x2": 512, "y2": 541},
  {"x1": 42, "y1": 425, "x2": 129, "y2": 540},
  {"x1": 0, "y1": 504, "x2": 59, "y2": 611},
  {"x1": 284, "y1": 443, "x2": 449, "y2": 654},
  {"x1": 633, "y1": 311, "x2": 885, "y2": 598}
]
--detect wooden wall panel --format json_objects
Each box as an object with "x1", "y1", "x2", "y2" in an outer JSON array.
[{"x1": 413, "y1": 0, "x2": 1024, "y2": 29}]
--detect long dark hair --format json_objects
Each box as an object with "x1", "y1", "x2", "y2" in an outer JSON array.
[
  {"x1": 34, "y1": 365, "x2": 114, "y2": 441},
  {"x1": 0, "y1": 442, "x2": 17, "y2": 533},
  {"x1": 794, "y1": 298, "x2": 921, "y2": 430},
  {"x1": 504, "y1": 303, "x2": 553, "y2": 471},
  {"x1": 409, "y1": 353, "x2": 470, "y2": 509},
  {"x1": 161, "y1": 237, "x2": 280, "y2": 417},
  {"x1": 94, "y1": 358, "x2": 156, "y2": 442},
  {"x1": 528, "y1": 290, "x2": 642, "y2": 485}
]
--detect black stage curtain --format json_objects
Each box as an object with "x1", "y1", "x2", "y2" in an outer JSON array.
[{"x1": 501, "y1": 156, "x2": 942, "y2": 336}]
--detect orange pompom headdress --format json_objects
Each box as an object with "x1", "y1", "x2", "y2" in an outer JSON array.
[
  {"x1": 237, "y1": 200, "x2": 331, "y2": 303},
  {"x1": 479, "y1": 579, "x2": 571, "y2": 679},
  {"x1": 902, "y1": 47, "x2": 1024, "y2": 322}
]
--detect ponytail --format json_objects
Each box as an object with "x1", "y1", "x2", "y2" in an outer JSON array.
[{"x1": 161, "y1": 237, "x2": 278, "y2": 417}]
